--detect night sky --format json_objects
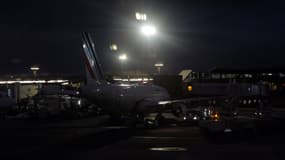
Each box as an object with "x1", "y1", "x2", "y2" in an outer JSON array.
[{"x1": 0, "y1": 0, "x2": 284, "y2": 76}]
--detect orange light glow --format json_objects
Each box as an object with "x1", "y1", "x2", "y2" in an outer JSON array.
[
  {"x1": 210, "y1": 112, "x2": 220, "y2": 121},
  {"x1": 187, "y1": 85, "x2": 193, "y2": 92}
]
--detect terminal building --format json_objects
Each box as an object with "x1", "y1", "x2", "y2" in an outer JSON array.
[
  {"x1": 179, "y1": 68, "x2": 285, "y2": 97},
  {"x1": 0, "y1": 74, "x2": 82, "y2": 102}
]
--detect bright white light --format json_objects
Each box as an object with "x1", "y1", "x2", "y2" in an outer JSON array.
[
  {"x1": 143, "y1": 14, "x2": 147, "y2": 20},
  {"x1": 141, "y1": 25, "x2": 156, "y2": 36},
  {"x1": 130, "y1": 78, "x2": 142, "y2": 82},
  {"x1": 47, "y1": 80, "x2": 68, "y2": 83},
  {"x1": 118, "y1": 84, "x2": 132, "y2": 87},
  {"x1": 118, "y1": 54, "x2": 128, "y2": 61},
  {"x1": 154, "y1": 63, "x2": 164, "y2": 67},
  {"x1": 110, "y1": 44, "x2": 118, "y2": 51},
  {"x1": 193, "y1": 116, "x2": 198, "y2": 120},
  {"x1": 62, "y1": 82, "x2": 69, "y2": 85},
  {"x1": 77, "y1": 99, "x2": 81, "y2": 106},
  {"x1": 136, "y1": 12, "x2": 140, "y2": 19},
  {"x1": 158, "y1": 101, "x2": 172, "y2": 105},
  {"x1": 113, "y1": 78, "x2": 153, "y2": 82},
  {"x1": 0, "y1": 80, "x2": 68, "y2": 84},
  {"x1": 136, "y1": 12, "x2": 147, "y2": 21},
  {"x1": 30, "y1": 66, "x2": 40, "y2": 71}
]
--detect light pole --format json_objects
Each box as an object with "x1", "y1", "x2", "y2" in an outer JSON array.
[
  {"x1": 135, "y1": 12, "x2": 160, "y2": 74},
  {"x1": 154, "y1": 62, "x2": 164, "y2": 74},
  {"x1": 140, "y1": 24, "x2": 157, "y2": 73},
  {"x1": 30, "y1": 65, "x2": 40, "y2": 77}
]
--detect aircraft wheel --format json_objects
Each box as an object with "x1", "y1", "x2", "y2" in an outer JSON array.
[
  {"x1": 144, "y1": 119, "x2": 159, "y2": 129},
  {"x1": 144, "y1": 114, "x2": 163, "y2": 129}
]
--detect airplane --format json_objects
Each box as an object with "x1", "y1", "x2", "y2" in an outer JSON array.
[{"x1": 80, "y1": 32, "x2": 170, "y2": 125}]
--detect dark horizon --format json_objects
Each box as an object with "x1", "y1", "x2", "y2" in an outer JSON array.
[{"x1": 0, "y1": 0, "x2": 285, "y2": 75}]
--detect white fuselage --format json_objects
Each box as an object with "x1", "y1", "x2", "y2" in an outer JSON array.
[{"x1": 81, "y1": 82, "x2": 170, "y2": 115}]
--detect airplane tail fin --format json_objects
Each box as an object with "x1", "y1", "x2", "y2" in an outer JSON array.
[{"x1": 82, "y1": 32, "x2": 105, "y2": 84}]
